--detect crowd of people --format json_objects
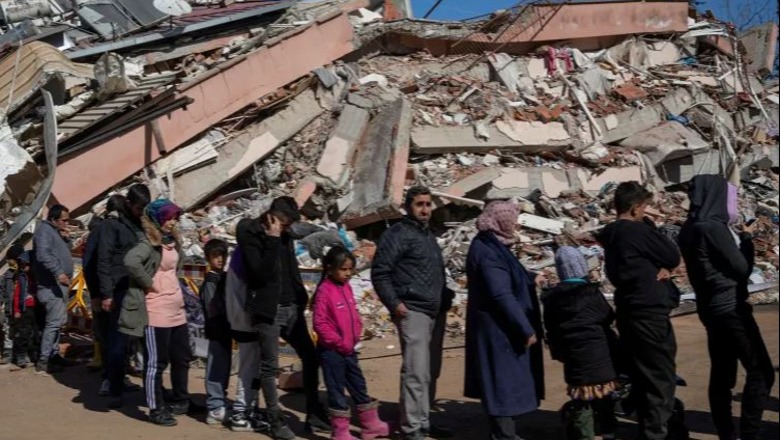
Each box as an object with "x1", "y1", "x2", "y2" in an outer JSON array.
[{"x1": 0, "y1": 176, "x2": 775, "y2": 440}]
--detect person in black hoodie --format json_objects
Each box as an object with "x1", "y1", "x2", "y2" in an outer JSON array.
[
  {"x1": 238, "y1": 196, "x2": 330, "y2": 439},
  {"x1": 543, "y1": 246, "x2": 619, "y2": 440},
  {"x1": 678, "y1": 175, "x2": 775, "y2": 440},
  {"x1": 597, "y1": 182, "x2": 681, "y2": 440},
  {"x1": 96, "y1": 184, "x2": 150, "y2": 408}
]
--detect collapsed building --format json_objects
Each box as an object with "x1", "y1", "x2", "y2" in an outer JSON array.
[{"x1": 0, "y1": 0, "x2": 778, "y2": 337}]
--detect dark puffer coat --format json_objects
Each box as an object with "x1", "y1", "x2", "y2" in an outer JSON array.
[
  {"x1": 371, "y1": 217, "x2": 452, "y2": 317},
  {"x1": 542, "y1": 282, "x2": 618, "y2": 386}
]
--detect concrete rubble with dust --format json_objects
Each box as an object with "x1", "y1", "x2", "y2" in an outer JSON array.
[{"x1": 0, "y1": 0, "x2": 778, "y2": 340}]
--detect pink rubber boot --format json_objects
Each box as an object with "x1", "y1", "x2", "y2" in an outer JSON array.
[
  {"x1": 357, "y1": 400, "x2": 390, "y2": 440},
  {"x1": 330, "y1": 409, "x2": 359, "y2": 440}
]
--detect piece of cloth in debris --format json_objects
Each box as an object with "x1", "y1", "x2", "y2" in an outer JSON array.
[
  {"x1": 555, "y1": 247, "x2": 589, "y2": 281},
  {"x1": 476, "y1": 201, "x2": 519, "y2": 245},
  {"x1": 145, "y1": 199, "x2": 183, "y2": 245}
]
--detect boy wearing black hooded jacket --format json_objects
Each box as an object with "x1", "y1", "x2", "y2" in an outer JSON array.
[
  {"x1": 597, "y1": 182, "x2": 681, "y2": 440},
  {"x1": 679, "y1": 175, "x2": 774, "y2": 440}
]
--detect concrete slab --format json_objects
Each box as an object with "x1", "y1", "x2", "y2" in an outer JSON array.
[
  {"x1": 342, "y1": 98, "x2": 412, "y2": 229},
  {"x1": 495, "y1": 120, "x2": 571, "y2": 146},
  {"x1": 434, "y1": 167, "x2": 502, "y2": 209},
  {"x1": 52, "y1": 12, "x2": 356, "y2": 212},
  {"x1": 486, "y1": 167, "x2": 571, "y2": 199},
  {"x1": 576, "y1": 166, "x2": 643, "y2": 195},
  {"x1": 173, "y1": 90, "x2": 323, "y2": 210},
  {"x1": 740, "y1": 23, "x2": 779, "y2": 73},
  {"x1": 316, "y1": 104, "x2": 370, "y2": 186},
  {"x1": 620, "y1": 121, "x2": 710, "y2": 166},
  {"x1": 411, "y1": 125, "x2": 570, "y2": 155}
]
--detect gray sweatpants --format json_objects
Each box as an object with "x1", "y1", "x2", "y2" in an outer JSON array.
[
  {"x1": 37, "y1": 285, "x2": 67, "y2": 363},
  {"x1": 396, "y1": 309, "x2": 446, "y2": 435},
  {"x1": 233, "y1": 339, "x2": 261, "y2": 415}
]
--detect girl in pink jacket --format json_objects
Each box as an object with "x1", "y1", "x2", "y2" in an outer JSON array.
[{"x1": 313, "y1": 247, "x2": 390, "y2": 440}]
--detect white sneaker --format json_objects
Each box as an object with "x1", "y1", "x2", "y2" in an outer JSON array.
[
  {"x1": 206, "y1": 407, "x2": 226, "y2": 426},
  {"x1": 99, "y1": 379, "x2": 111, "y2": 396}
]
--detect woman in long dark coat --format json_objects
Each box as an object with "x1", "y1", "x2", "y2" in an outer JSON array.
[{"x1": 464, "y1": 201, "x2": 545, "y2": 440}]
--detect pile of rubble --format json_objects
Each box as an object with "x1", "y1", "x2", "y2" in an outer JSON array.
[{"x1": 1, "y1": 1, "x2": 778, "y2": 336}]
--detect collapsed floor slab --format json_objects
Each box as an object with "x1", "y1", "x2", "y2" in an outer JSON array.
[
  {"x1": 341, "y1": 97, "x2": 412, "y2": 229},
  {"x1": 51, "y1": 11, "x2": 356, "y2": 212},
  {"x1": 174, "y1": 90, "x2": 323, "y2": 210}
]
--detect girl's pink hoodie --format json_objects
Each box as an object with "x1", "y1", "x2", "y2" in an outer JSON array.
[{"x1": 312, "y1": 277, "x2": 362, "y2": 355}]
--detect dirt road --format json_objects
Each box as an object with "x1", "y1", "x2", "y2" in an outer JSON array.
[{"x1": 0, "y1": 306, "x2": 777, "y2": 440}]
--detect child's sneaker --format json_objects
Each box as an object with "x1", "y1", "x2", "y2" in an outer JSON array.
[
  {"x1": 229, "y1": 412, "x2": 253, "y2": 432},
  {"x1": 206, "y1": 407, "x2": 226, "y2": 426},
  {"x1": 99, "y1": 379, "x2": 111, "y2": 396}
]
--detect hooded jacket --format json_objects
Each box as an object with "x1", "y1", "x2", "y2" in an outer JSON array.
[
  {"x1": 236, "y1": 218, "x2": 308, "y2": 325},
  {"x1": 678, "y1": 175, "x2": 754, "y2": 318},
  {"x1": 597, "y1": 218, "x2": 681, "y2": 317},
  {"x1": 120, "y1": 216, "x2": 182, "y2": 337},
  {"x1": 312, "y1": 278, "x2": 362, "y2": 356},
  {"x1": 371, "y1": 217, "x2": 452, "y2": 317}
]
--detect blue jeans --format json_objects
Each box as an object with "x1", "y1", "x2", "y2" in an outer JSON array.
[
  {"x1": 205, "y1": 337, "x2": 232, "y2": 411},
  {"x1": 37, "y1": 285, "x2": 67, "y2": 363},
  {"x1": 319, "y1": 348, "x2": 371, "y2": 411}
]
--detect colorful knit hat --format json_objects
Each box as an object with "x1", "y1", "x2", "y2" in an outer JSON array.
[{"x1": 145, "y1": 198, "x2": 182, "y2": 231}]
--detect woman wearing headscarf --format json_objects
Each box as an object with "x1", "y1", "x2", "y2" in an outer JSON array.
[
  {"x1": 542, "y1": 246, "x2": 619, "y2": 440},
  {"x1": 464, "y1": 201, "x2": 545, "y2": 440},
  {"x1": 123, "y1": 199, "x2": 189, "y2": 427}
]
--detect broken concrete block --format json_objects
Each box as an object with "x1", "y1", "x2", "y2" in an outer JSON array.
[
  {"x1": 620, "y1": 121, "x2": 710, "y2": 166},
  {"x1": 488, "y1": 53, "x2": 521, "y2": 93},
  {"x1": 0, "y1": 127, "x2": 42, "y2": 215},
  {"x1": 518, "y1": 213, "x2": 565, "y2": 234},
  {"x1": 316, "y1": 104, "x2": 370, "y2": 186},
  {"x1": 434, "y1": 167, "x2": 502, "y2": 209},
  {"x1": 293, "y1": 179, "x2": 318, "y2": 208},
  {"x1": 173, "y1": 90, "x2": 323, "y2": 210},
  {"x1": 487, "y1": 167, "x2": 571, "y2": 199},
  {"x1": 576, "y1": 166, "x2": 643, "y2": 195},
  {"x1": 342, "y1": 98, "x2": 412, "y2": 229},
  {"x1": 346, "y1": 93, "x2": 374, "y2": 109},
  {"x1": 495, "y1": 119, "x2": 571, "y2": 147}
]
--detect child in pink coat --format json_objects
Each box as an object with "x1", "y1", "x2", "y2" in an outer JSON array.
[{"x1": 313, "y1": 247, "x2": 390, "y2": 440}]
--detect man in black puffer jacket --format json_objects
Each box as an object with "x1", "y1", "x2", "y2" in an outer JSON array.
[
  {"x1": 372, "y1": 186, "x2": 454, "y2": 440},
  {"x1": 679, "y1": 175, "x2": 775, "y2": 440}
]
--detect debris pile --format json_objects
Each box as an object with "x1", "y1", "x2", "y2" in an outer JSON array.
[{"x1": 1, "y1": 1, "x2": 778, "y2": 334}]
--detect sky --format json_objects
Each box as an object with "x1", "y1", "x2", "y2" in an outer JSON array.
[{"x1": 411, "y1": 0, "x2": 780, "y2": 28}]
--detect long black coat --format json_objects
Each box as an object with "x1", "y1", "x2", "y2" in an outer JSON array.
[
  {"x1": 542, "y1": 282, "x2": 618, "y2": 386},
  {"x1": 464, "y1": 231, "x2": 545, "y2": 417}
]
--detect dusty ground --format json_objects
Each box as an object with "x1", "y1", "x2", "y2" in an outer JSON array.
[{"x1": 0, "y1": 306, "x2": 777, "y2": 440}]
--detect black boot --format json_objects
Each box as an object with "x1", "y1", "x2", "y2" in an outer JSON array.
[
  {"x1": 267, "y1": 408, "x2": 295, "y2": 440},
  {"x1": 306, "y1": 407, "x2": 332, "y2": 433}
]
